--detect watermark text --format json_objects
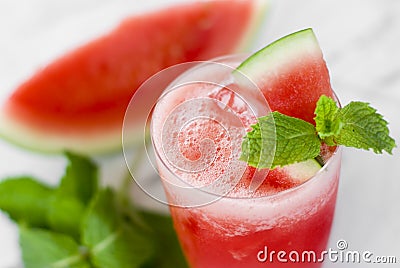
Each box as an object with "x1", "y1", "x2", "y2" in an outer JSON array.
[{"x1": 257, "y1": 240, "x2": 398, "y2": 264}]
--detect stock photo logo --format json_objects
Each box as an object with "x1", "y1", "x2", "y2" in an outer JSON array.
[
  {"x1": 257, "y1": 239, "x2": 397, "y2": 265},
  {"x1": 122, "y1": 56, "x2": 275, "y2": 207}
]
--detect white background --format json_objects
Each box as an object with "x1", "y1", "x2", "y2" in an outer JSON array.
[{"x1": 0, "y1": 0, "x2": 399, "y2": 267}]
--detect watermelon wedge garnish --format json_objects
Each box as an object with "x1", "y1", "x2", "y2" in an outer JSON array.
[
  {"x1": 234, "y1": 28, "x2": 335, "y2": 193},
  {"x1": 0, "y1": 0, "x2": 267, "y2": 154},
  {"x1": 236, "y1": 28, "x2": 334, "y2": 124}
]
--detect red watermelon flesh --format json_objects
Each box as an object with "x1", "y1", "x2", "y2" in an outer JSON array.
[
  {"x1": 262, "y1": 56, "x2": 333, "y2": 124},
  {"x1": 231, "y1": 29, "x2": 336, "y2": 194},
  {"x1": 0, "y1": 0, "x2": 265, "y2": 154},
  {"x1": 236, "y1": 28, "x2": 334, "y2": 124}
]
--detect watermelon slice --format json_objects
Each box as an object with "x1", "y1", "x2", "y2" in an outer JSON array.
[
  {"x1": 236, "y1": 28, "x2": 334, "y2": 124},
  {"x1": 0, "y1": 0, "x2": 267, "y2": 154},
  {"x1": 235, "y1": 28, "x2": 335, "y2": 192}
]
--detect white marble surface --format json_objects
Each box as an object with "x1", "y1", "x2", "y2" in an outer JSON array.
[{"x1": 0, "y1": 0, "x2": 399, "y2": 267}]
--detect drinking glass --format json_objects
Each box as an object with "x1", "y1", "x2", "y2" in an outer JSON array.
[{"x1": 150, "y1": 55, "x2": 342, "y2": 268}]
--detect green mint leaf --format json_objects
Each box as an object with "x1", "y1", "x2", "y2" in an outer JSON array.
[
  {"x1": 0, "y1": 177, "x2": 54, "y2": 227},
  {"x1": 334, "y1": 101, "x2": 396, "y2": 154},
  {"x1": 139, "y1": 210, "x2": 188, "y2": 268},
  {"x1": 47, "y1": 196, "x2": 85, "y2": 241},
  {"x1": 60, "y1": 152, "x2": 98, "y2": 205},
  {"x1": 47, "y1": 152, "x2": 97, "y2": 240},
  {"x1": 240, "y1": 112, "x2": 321, "y2": 169},
  {"x1": 314, "y1": 95, "x2": 342, "y2": 145},
  {"x1": 82, "y1": 188, "x2": 153, "y2": 268},
  {"x1": 240, "y1": 120, "x2": 274, "y2": 168},
  {"x1": 20, "y1": 226, "x2": 90, "y2": 268}
]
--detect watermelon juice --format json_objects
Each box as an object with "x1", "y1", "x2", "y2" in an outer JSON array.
[{"x1": 151, "y1": 56, "x2": 341, "y2": 268}]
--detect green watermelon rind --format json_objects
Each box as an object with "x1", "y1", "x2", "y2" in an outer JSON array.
[
  {"x1": 0, "y1": 111, "x2": 132, "y2": 154},
  {"x1": 235, "y1": 28, "x2": 323, "y2": 83},
  {"x1": 282, "y1": 159, "x2": 322, "y2": 183}
]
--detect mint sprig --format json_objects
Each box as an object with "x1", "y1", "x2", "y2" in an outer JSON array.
[
  {"x1": 0, "y1": 152, "x2": 188, "y2": 268},
  {"x1": 241, "y1": 95, "x2": 396, "y2": 169}
]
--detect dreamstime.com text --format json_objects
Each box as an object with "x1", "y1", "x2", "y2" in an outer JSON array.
[{"x1": 257, "y1": 240, "x2": 397, "y2": 264}]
